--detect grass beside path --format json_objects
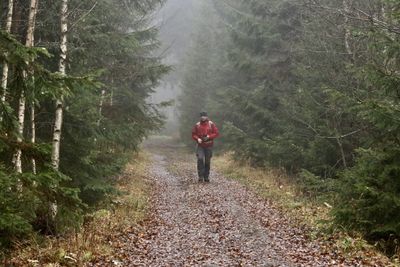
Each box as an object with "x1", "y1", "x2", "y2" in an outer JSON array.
[
  {"x1": 8, "y1": 152, "x2": 152, "y2": 267},
  {"x1": 214, "y1": 152, "x2": 398, "y2": 266}
]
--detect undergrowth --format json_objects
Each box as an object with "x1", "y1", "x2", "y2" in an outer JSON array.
[
  {"x1": 4, "y1": 152, "x2": 151, "y2": 267},
  {"x1": 214, "y1": 152, "x2": 399, "y2": 266}
]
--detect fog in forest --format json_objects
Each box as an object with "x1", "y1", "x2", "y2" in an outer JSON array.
[
  {"x1": 150, "y1": 0, "x2": 400, "y2": 258},
  {"x1": 2, "y1": 0, "x2": 400, "y2": 263},
  {"x1": 150, "y1": 0, "x2": 196, "y2": 136}
]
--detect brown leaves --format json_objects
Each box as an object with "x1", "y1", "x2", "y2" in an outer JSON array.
[{"x1": 88, "y1": 147, "x2": 392, "y2": 267}]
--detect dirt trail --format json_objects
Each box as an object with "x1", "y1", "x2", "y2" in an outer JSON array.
[{"x1": 91, "y1": 144, "x2": 377, "y2": 266}]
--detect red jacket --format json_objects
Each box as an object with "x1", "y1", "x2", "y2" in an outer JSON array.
[{"x1": 192, "y1": 120, "x2": 219, "y2": 148}]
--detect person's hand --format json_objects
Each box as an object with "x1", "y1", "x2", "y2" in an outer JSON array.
[
  {"x1": 202, "y1": 135, "x2": 210, "y2": 142},
  {"x1": 197, "y1": 138, "x2": 202, "y2": 144}
]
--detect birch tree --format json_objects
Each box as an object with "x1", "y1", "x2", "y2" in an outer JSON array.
[
  {"x1": 30, "y1": 0, "x2": 40, "y2": 174},
  {"x1": 343, "y1": 0, "x2": 353, "y2": 56},
  {"x1": 51, "y1": 0, "x2": 68, "y2": 170},
  {"x1": 98, "y1": 88, "x2": 106, "y2": 126},
  {"x1": 12, "y1": 0, "x2": 39, "y2": 173},
  {"x1": 0, "y1": 0, "x2": 168, "y2": 247},
  {"x1": 1, "y1": 0, "x2": 14, "y2": 104},
  {"x1": 30, "y1": 104, "x2": 36, "y2": 173}
]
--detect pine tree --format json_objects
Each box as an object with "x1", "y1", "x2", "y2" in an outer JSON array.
[{"x1": 178, "y1": 0, "x2": 400, "y2": 251}]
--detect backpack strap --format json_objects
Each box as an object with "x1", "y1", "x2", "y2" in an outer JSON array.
[
  {"x1": 196, "y1": 121, "x2": 213, "y2": 131},
  {"x1": 209, "y1": 121, "x2": 215, "y2": 130}
]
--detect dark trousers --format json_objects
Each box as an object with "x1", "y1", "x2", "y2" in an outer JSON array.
[{"x1": 196, "y1": 146, "x2": 213, "y2": 180}]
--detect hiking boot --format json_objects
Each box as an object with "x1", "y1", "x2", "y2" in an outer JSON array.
[
  {"x1": 198, "y1": 177, "x2": 204, "y2": 182},
  {"x1": 204, "y1": 178, "x2": 210, "y2": 182}
]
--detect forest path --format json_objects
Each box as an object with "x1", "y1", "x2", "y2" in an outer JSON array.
[{"x1": 94, "y1": 142, "x2": 368, "y2": 267}]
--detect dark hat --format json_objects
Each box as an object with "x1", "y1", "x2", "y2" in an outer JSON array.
[{"x1": 200, "y1": 111, "x2": 208, "y2": 117}]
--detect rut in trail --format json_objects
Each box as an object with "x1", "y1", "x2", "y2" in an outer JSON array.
[{"x1": 93, "y1": 147, "x2": 372, "y2": 267}]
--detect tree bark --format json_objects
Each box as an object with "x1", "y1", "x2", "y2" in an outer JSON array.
[
  {"x1": 110, "y1": 77, "x2": 114, "y2": 106},
  {"x1": 30, "y1": 0, "x2": 39, "y2": 173},
  {"x1": 31, "y1": 104, "x2": 36, "y2": 174},
  {"x1": 1, "y1": 0, "x2": 14, "y2": 104},
  {"x1": 25, "y1": 0, "x2": 38, "y2": 48},
  {"x1": 13, "y1": 0, "x2": 38, "y2": 173},
  {"x1": 12, "y1": 96, "x2": 25, "y2": 173},
  {"x1": 51, "y1": 0, "x2": 68, "y2": 170},
  {"x1": 49, "y1": 0, "x2": 68, "y2": 221},
  {"x1": 343, "y1": 0, "x2": 353, "y2": 56},
  {"x1": 98, "y1": 89, "x2": 106, "y2": 126}
]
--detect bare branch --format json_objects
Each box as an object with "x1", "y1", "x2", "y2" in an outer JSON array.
[{"x1": 69, "y1": 1, "x2": 98, "y2": 31}]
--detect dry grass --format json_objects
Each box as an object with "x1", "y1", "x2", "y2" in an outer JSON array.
[
  {"x1": 8, "y1": 152, "x2": 151, "y2": 267},
  {"x1": 214, "y1": 152, "x2": 398, "y2": 266},
  {"x1": 214, "y1": 152, "x2": 329, "y2": 225}
]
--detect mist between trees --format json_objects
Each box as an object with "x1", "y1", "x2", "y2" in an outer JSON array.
[
  {"x1": 1, "y1": 0, "x2": 400, "y2": 260},
  {"x1": 176, "y1": 0, "x2": 400, "y2": 256}
]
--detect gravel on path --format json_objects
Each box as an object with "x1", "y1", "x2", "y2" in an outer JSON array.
[{"x1": 90, "y1": 146, "x2": 385, "y2": 267}]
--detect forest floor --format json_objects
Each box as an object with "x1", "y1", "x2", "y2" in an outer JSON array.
[
  {"x1": 8, "y1": 153, "x2": 151, "y2": 267},
  {"x1": 90, "y1": 138, "x2": 393, "y2": 267}
]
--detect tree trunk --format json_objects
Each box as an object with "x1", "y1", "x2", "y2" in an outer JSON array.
[
  {"x1": 51, "y1": 0, "x2": 68, "y2": 170},
  {"x1": 49, "y1": 0, "x2": 68, "y2": 221},
  {"x1": 110, "y1": 77, "x2": 114, "y2": 106},
  {"x1": 1, "y1": 0, "x2": 14, "y2": 104},
  {"x1": 4, "y1": 0, "x2": 14, "y2": 34},
  {"x1": 31, "y1": 104, "x2": 36, "y2": 174},
  {"x1": 30, "y1": 0, "x2": 39, "y2": 174},
  {"x1": 13, "y1": 0, "x2": 38, "y2": 173},
  {"x1": 98, "y1": 89, "x2": 106, "y2": 126},
  {"x1": 343, "y1": 0, "x2": 353, "y2": 56},
  {"x1": 336, "y1": 136, "x2": 347, "y2": 168},
  {"x1": 12, "y1": 96, "x2": 25, "y2": 173},
  {"x1": 25, "y1": 0, "x2": 38, "y2": 48}
]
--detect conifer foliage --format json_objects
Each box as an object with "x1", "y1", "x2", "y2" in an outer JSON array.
[
  {"x1": 0, "y1": 0, "x2": 167, "y2": 248},
  {"x1": 179, "y1": 0, "x2": 400, "y2": 252}
]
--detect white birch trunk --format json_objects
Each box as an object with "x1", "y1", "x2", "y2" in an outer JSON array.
[
  {"x1": 343, "y1": 0, "x2": 353, "y2": 56},
  {"x1": 31, "y1": 104, "x2": 36, "y2": 174},
  {"x1": 97, "y1": 89, "x2": 106, "y2": 126},
  {"x1": 25, "y1": 0, "x2": 38, "y2": 48},
  {"x1": 4, "y1": 0, "x2": 14, "y2": 37},
  {"x1": 49, "y1": 0, "x2": 68, "y2": 220},
  {"x1": 30, "y1": 0, "x2": 39, "y2": 173},
  {"x1": 110, "y1": 89, "x2": 113, "y2": 107},
  {"x1": 52, "y1": 99, "x2": 63, "y2": 169},
  {"x1": 1, "y1": 64, "x2": 10, "y2": 104},
  {"x1": 110, "y1": 77, "x2": 114, "y2": 106},
  {"x1": 12, "y1": 96, "x2": 25, "y2": 173},
  {"x1": 13, "y1": 0, "x2": 38, "y2": 173},
  {"x1": 51, "y1": 0, "x2": 68, "y2": 170},
  {"x1": 1, "y1": 0, "x2": 14, "y2": 104}
]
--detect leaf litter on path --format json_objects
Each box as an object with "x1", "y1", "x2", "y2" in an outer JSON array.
[{"x1": 89, "y1": 147, "x2": 391, "y2": 267}]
